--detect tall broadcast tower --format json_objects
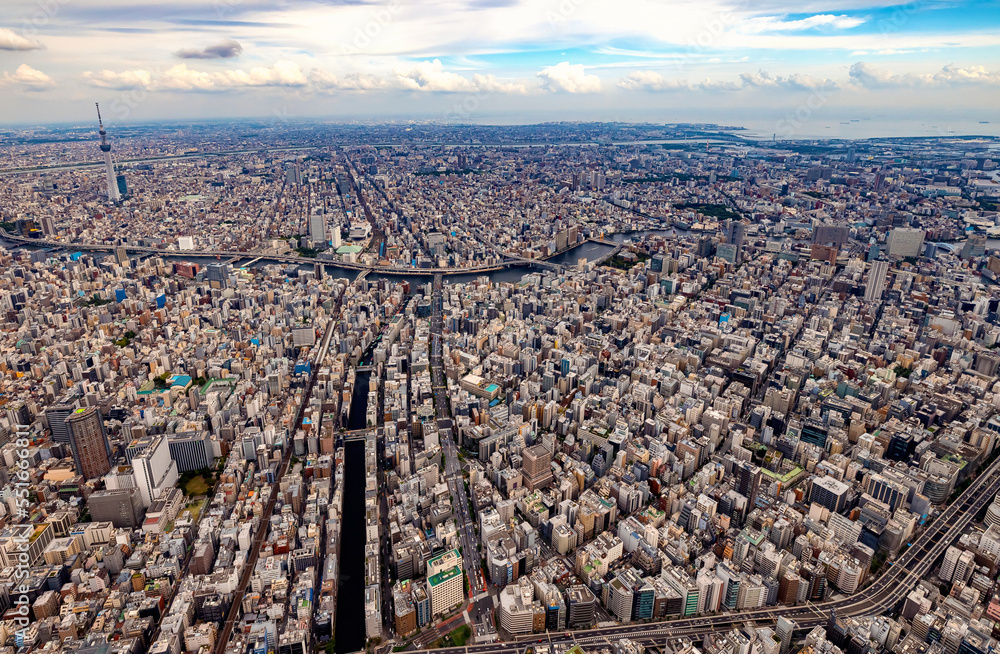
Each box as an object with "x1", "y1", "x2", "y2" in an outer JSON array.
[{"x1": 95, "y1": 103, "x2": 121, "y2": 203}]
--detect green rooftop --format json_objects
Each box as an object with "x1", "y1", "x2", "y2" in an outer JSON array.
[
  {"x1": 760, "y1": 465, "x2": 804, "y2": 484},
  {"x1": 428, "y1": 565, "x2": 461, "y2": 587}
]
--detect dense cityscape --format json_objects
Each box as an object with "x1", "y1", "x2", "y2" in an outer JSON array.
[{"x1": 1, "y1": 112, "x2": 1000, "y2": 654}]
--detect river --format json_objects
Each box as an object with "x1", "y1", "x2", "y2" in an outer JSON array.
[
  {"x1": 9, "y1": 234, "x2": 1000, "y2": 288},
  {"x1": 0, "y1": 237, "x2": 613, "y2": 285}
]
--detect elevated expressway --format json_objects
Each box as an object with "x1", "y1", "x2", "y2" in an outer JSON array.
[{"x1": 416, "y1": 450, "x2": 1000, "y2": 654}]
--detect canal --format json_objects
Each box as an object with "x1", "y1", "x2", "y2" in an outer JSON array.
[
  {"x1": 335, "y1": 352, "x2": 373, "y2": 652},
  {"x1": 334, "y1": 439, "x2": 366, "y2": 654}
]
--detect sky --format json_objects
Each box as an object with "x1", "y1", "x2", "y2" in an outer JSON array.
[{"x1": 1, "y1": 0, "x2": 998, "y2": 134}]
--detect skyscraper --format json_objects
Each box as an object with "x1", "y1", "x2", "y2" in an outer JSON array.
[
  {"x1": 66, "y1": 406, "x2": 112, "y2": 480},
  {"x1": 734, "y1": 460, "x2": 762, "y2": 510},
  {"x1": 731, "y1": 221, "x2": 747, "y2": 260},
  {"x1": 131, "y1": 435, "x2": 178, "y2": 508},
  {"x1": 963, "y1": 233, "x2": 986, "y2": 259},
  {"x1": 865, "y1": 259, "x2": 889, "y2": 303},
  {"x1": 309, "y1": 212, "x2": 326, "y2": 245},
  {"x1": 45, "y1": 403, "x2": 76, "y2": 445},
  {"x1": 776, "y1": 616, "x2": 795, "y2": 654},
  {"x1": 522, "y1": 443, "x2": 553, "y2": 490}
]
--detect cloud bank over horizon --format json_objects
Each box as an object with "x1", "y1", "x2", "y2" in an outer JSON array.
[{"x1": 0, "y1": 0, "x2": 997, "y2": 127}]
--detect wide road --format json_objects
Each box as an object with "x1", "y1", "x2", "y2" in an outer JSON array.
[
  {"x1": 412, "y1": 445, "x2": 1000, "y2": 653},
  {"x1": 429, "y1": 274, "x2": 488, "y2": 606},
  {"x1": 212, "y1": 293, "x2": 341, "y2": 654}
]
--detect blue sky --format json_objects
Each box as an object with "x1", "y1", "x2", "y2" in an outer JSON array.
[{"x1": 0, "y1": 0, "x2": 997, "y2": 128}]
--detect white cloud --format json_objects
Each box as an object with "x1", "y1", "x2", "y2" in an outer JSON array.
[
  {"x1": 470, "y1": 73, "x2": 526, "y2": 95},
  {"x1": 738, "y1": 70, "x2": 835, "y2": 90},
  {"x1": 696, "y1": 78, "x2": 743, "y2": 91},
  {"x1": 156, "y1": 61, "x2": 308, "y2": 91},
  {"x1": 537, "y1": 62, "x2": 601, "y2": 94},
  {"x1": 2, "y1": 64, "x2": 55, "y2": 91},
  {"x1": 740, "y1": 14, "x2": 866, "y2": 33},
  {"x1": 83, "y1": 69, "x2": 153, "y2": 90},
  {"x1": 619, "y1": 69, "x2": 826, "y2": 93},
  {"x1": 394, "y1": 59, "x2": 474, "y2": 92},
  {"x1": 157, "y1": 64, "x2": 215, "y2": 91},
  {"x1": 0, "y1": 28, "x2": 42, "y2": 51},
  {"x1": 309, "y1": 69, "x2": 388, "y2": 92},
  {"x1": 849, "y1": 62, "x2": 1000, "y2": 88},
  {"x1": 391, "y1": 60, "x2": 525, "y2": 94},
  {"x1": 618, "y1": 71, "x2": 689, "y2": 92},
  {"x1": 932, "y1": 64, "x2": 1000, "y2": 85},
  {"x1": 77, "y1": 60, "x2": 524, "y2": 96}
]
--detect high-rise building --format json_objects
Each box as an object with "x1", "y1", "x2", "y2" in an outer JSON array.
[
  {"x1": 88, "y1": 488, "x2": 144, "y2": 528},
  {"x1": 734, "y1": 460, "x2": 762, "y2": 510},
  {"x1": 116, "y1": 174, "x2": 128, "y2": 198},
  {"x1": 426, "y1": 549, "x2": 463, "y2": 617},
  {"x1": 567, "y1": 585, "x2": 597, "y2": 627},
  {"x1": 40, "y1": 215, "x2": 57, "y2": 236},
  {"x1": 963, "y1": 233, "x2": 987, "y2": 259},
  {"x1": 865, "y1": 473, "x2": 908, "y2": 511},
  {"x1": 812, "y1": 224, "x2": 850, "y2": 248},
  {"x1": 169, "y1": 431, "x2": 214, "y2": 472},
  {"x1": 131, "y1": 435, "x2": 179, "y2": 508},
  {"x1": 865, "y1": 259, "x2": 889, "y2": 303},
  {"x1": 309, "y1": 212, "x2": 326, "y2": 245},
  {"x1": 66, "y1": 406, "x2": 112, "y2": 480},
  {"x1": 522, "y1": 443, "x2": 553, "y2": 491},
  {"x1": 45, "y1": 403, "x2": 75, "y2": 445},
  {"x1": 776, "y1": 616, "x2": 795, "y2": 654},
  {"x1": 886, "y1": 227, "x2": 925, "y2": 258},
  {"x1": 731, "y1": 221, "x2": 747, "y2": 260},
  {"x1": 809, "y1": 476, "x2": 849, "y2": 514}
]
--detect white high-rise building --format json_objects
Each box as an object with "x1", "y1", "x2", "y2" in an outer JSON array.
[
  {"x1": 940, "y1": 545, "x2": 961, "y2": 582},
  {"x1": 426, "y1": 549, "x2": 464, "y2": 617},
  {"x1": 865, "y1": 259, "x2": 889, "y2": 302},
  {"x1": 132, "y1": 435, "x2": 178, "y2": 508},
  {"x1": 331, "y1": 225, "x2": 342, "y2": 248},
  {"x1": 776, "y1": 616, "x2": 795, "y2": 654}
]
